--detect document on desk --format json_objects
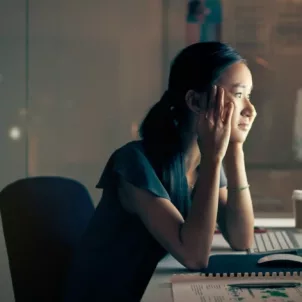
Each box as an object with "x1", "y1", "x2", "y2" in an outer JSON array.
[{"x1": 171, "y1": 273, "x2": 302, "y2": 302}]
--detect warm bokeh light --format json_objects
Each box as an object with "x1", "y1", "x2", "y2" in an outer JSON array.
[{"x1": 8, "y1": 127, "x2": 21, "y2": 140}]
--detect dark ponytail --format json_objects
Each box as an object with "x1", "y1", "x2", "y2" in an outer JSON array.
[
  {"x1": 140, "y1": 90, "x2": 182, "y2": 157},
  {"x1": 139, "y1": 42, "x2": 244, "y2": 217},
  {"x1": 140, "y1": 90, "x2": 188, "y2": 215}
]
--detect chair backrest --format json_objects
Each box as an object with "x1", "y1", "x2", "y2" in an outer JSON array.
[{"x1": 0, "y1": 176, "x2": 95, "y2": 302}]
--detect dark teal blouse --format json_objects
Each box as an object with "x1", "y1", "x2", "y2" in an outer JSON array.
[{"x1": 63, "y1": 140, "x2": 227, "y2": 301}]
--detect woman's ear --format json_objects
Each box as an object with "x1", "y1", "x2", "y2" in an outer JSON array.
[{"x1": 185, "y1": 90, "x2": 204, "y2": 114}]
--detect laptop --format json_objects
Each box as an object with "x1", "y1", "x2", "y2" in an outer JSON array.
[
  {"x1": 213, "y1": 217, "x2": 302, "y2": 254},
  {"x1": 248, "y1": 215, "x2": 302, "y2": 253},
  {"x1": 249, "y1": 228, "x2": 302, "y2": 253}
]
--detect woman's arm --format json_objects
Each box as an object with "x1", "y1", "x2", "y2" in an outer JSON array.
[
  {"x1": 118, "y1": 87, "x2": 233, "y2": 270},
  {"x1": 119, "y1": 157, "x2": 222, "y2": 271},
  {"x1": 217, "y1": 143, "x2": 254, "y2": 250}
]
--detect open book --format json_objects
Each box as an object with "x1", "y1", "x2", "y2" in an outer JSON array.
[{"x1": 171, "y1": 272, "x2": 302, "y2": 302}]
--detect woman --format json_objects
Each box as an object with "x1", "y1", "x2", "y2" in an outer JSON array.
[{"x1": 63, "y1": 42, "x2": 256, "y2": 302}]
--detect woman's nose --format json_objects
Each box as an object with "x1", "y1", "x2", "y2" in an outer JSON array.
[{"x1": 241, "y1": 99, "x2": 257, "y2": 118}]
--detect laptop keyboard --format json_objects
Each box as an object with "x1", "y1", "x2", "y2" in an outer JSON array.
[{"x1": 251, "y1": 231, "x2": 301, "y2": 253}]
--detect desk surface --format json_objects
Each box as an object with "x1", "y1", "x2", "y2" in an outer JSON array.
[{"x1": 142, "y1": 218, "x2": 296, "y2": 302}]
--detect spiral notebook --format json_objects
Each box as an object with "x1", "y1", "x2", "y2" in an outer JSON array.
[
  {"x1": 171, "y1": 254, "x2": 302, "y2": 302},
  {"x1": 171, "y1": 272, "x2": 302, "y2": 302}
]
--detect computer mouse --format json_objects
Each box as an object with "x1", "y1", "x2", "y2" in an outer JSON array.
[{"x1": 257, "y1": 254, "x2": 302, "y2": 268}]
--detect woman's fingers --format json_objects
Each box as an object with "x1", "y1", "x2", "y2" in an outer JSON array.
[
  {"x1": 205, "y1": 86, "x2": 233, "y2": 128},
  {"x1": 206, "y1": 85, "x2": 217, "y2": 123},
  {"x1": 225, "y1": 102, "x2": 234, "y2": 125},
  {"x1": 215, "y1": 86, "x2": 224, "y2": 122}
]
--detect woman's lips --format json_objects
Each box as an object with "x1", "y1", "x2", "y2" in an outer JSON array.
[{"x1": 238, "y1": 123, "x2": 250, "y2": 131}]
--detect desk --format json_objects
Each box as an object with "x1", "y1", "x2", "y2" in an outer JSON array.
[{"x1": 142, "y1": 218, "x2": 295, "y2": 302}]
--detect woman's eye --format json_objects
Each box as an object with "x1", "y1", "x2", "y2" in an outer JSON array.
[{"x1": 234, "y1": 92, "x2": 243, "y2": 98}]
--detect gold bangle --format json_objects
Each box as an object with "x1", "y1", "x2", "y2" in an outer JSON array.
[{"x1": 227, "y1": 184, "x2": 250, "y2": 192}]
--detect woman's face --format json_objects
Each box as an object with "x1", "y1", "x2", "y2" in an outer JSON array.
[{"x1": 217, "y1": 62, "x2": 256, "y2": 143}]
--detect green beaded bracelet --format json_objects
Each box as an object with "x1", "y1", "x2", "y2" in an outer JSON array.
[{"x1": 227, "y1": 184, "x2": 250, "y2": 192}]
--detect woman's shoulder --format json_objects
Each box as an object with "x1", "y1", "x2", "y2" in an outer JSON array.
[
  {"x1": 115, "y1": 140, "x2": 145, "y2": 156},
  {"x1": 96, "y1": 140, "x2": 170, "y2": 200},
  {"x1": 108, "y1": 140, "x2": 152, "y2": 170},
  {"x1": 96, "y1": 140, "x2": 147, "y2": 187}
]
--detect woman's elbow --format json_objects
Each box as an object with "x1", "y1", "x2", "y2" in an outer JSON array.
[
  {"x1": 229, "y1": 240, "x2": 253, "y2": 251},
  {"x1": 183, "y1": 257, "x2": 209, "y2": 271},
  {"x1": 227, "y1": 232, "x2": 254, "y2": 251}
]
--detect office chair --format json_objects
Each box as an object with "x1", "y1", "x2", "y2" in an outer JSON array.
[{"x1": 0, "y1": 176, "x2": 95, "y2": 302}]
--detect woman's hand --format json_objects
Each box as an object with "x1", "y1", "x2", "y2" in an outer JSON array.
[
  {"x1": 197, "y1": 86, "x2": 234, "y2": 162},
  {"x1": 225, "y1": 141, "x2": 244, "y2": 159}
]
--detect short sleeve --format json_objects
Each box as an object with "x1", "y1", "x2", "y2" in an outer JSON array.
[
  {"x1": 96, "y1": 142, "x2": 170, "y2": 200},
  {"x1": 219, "y1": 165, "x2": 227, "y2": 188}
]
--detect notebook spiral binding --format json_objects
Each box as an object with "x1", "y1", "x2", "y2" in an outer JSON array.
[
  {"x1": 171, "y1": 271, "x2": 302, "y2": 282},
  {"x1": 201, "y1": 271, "x2": 302, "y2": 278}
]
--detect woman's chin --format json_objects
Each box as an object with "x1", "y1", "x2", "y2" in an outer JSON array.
[{"x1": 230, "y1": 131, "x2": 248, "y2": 144}]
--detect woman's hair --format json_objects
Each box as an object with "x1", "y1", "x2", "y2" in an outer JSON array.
[{"x1": 139, "y1": 42, "x2": 244, "y2": 216}]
